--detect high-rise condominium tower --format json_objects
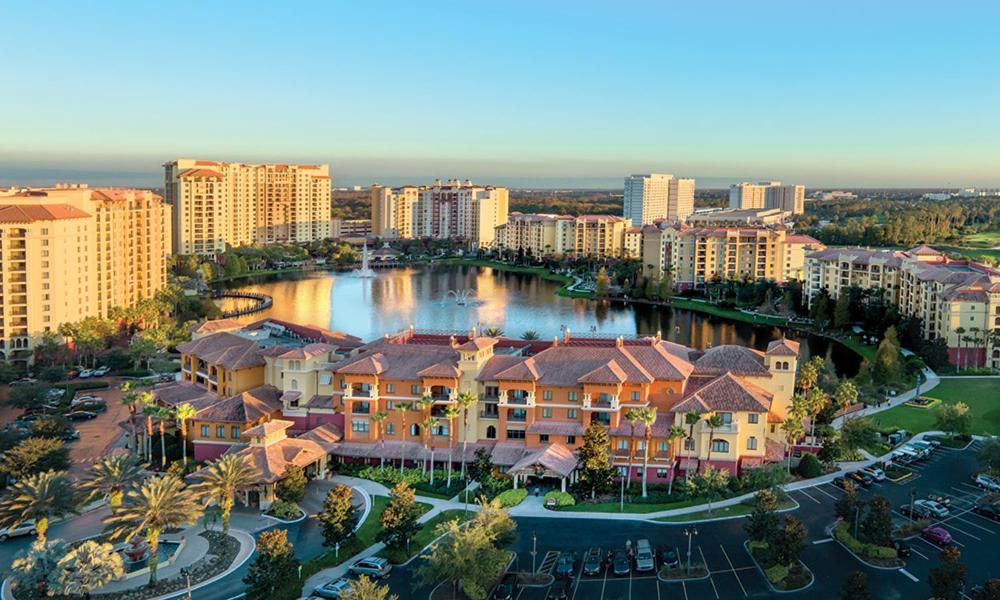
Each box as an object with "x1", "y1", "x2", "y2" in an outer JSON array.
[
  {"x1": 165, "y1": 160, "x2": 332, "y2": 256},
  {"x1": 729, "y1": 181, "x2": 805, "y2": 215},
  {"x1": 623, "y1": 174, "x2": 695, "y2": 225}
]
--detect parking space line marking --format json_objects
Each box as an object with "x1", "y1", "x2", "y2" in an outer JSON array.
[
  {"x1": 571, "y1": 552, "x2": 587, "y2": 600},
  {"x1": 814, "y1": 485, "x2": 839, "y2": 500},
  {"x1": 966, "y1": 511, "x2": 1000, "y2": 526},
  {"x1": 812, "y1": 538, "x2": 834, "y2": 544},
  {"x1": 899, "y1": 568, "x2": 919, "y2": 582},
  {"x1": 699, "y1": 546, "x2": 719, "y2": 600},
  {"x1": 951, "y1": 514, "x2": 995, "y2": 534},
  {"x1": 719, "y1": 544, "x2": 747, "y2": 597},
  {"x1": 910, "y1": 546, "x2": 930, "y2": 560},
  {"x1": 935, "y1": 521, "x2": 981, "y2": 541},
  {"x1": 656, "y1": 574, "x2": 661, "y2": 600},
  {"x1": 682, "y1": 581, "x2": 689, "y2": 600},
  {"x1": 629, "y1": 567, "x2": 633, "y2": 600},
  {"x1": 796, "y1": 489, "x2": 822, "y2": 504},
  {"x1": 957, "y1": 482, "x2": 983, "y2": 492},
  {"x1": 601, "y1": 559, "x2": 608, "y2": 600}
]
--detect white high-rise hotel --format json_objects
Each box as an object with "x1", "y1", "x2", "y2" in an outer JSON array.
[
  {"x1": 729, "y1": 181, "x2": 805, "y2": 215},
  {"x1": 623, "y1": 174, "x2": 695, "y2": 225}
]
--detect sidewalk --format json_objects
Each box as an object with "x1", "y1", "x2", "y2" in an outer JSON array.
[{"x1": 831, "y1": 367, "x2": 940, "y2": 428}]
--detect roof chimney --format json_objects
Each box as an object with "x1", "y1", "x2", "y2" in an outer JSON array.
[
  {"x1": 563, "y1": 328, "x2": 571, "y2": 343},
  {"x1": 552, "y1": 336, "x2": 559, "y2": 347},
  {"x1": 616, "y1": 336, "x2": 624, "y2": 348}
]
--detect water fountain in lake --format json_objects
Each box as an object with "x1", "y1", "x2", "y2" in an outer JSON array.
[
  {"x1": 444, "y1": 288, "x2": 477, "y2": 306},
  {"x1": 354, "y1": 242, "x2": 376, "y2": 278}
]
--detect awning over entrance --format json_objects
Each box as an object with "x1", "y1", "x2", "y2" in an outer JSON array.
[
  {"x1": 678, "y1": 457, "x2": 700, "y2": 471},
  {"x1": 508, "y1": 442, "x2": 578, "y2": 479}
]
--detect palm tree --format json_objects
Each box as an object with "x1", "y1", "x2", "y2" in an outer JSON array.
[
  {"x1": 395, "y1": 402, "x2": 411, "y2": 473},
  {"x1": 781, "y1": 414, "x2": 805, "y2": 473},
  {"x1": 443, "y1": 405, "x2": 461, "y2": 487},
  {"x1": 683, "y1": 410, "x2": 702, "y2": 482},
  {"x1": 50, "y1": 539, "x2": 125, "y2": 600},
  {"x1": 484, "y1": 326, "x2": 503, "y2": 337},
  {"x1": 955, "y1": 327, "x2": 966, "y2": 371},
  {"x1": 142, "y1": 402, "x2": 158, "y2": 461},
  {"x1": 151, "y1": 405, "x2": 174, "y2": 470},
  {"x1": 625, "y1": 409, "x2": 641, "y2": 491},
  {"x1": 970, "y1": 327, "x2": 982, "y2": 369},
  {"x1": 121, "y1": 385, "x2": 152, "y2": 454},
  {"x1": 0, "y1": 470, "x2": 79, "y2": 542},
  {"x1": 422, "y1": 417, "x2": 439, "y2": 485},
  {"x1": 106, "y1": 475, "x2": 202, "y2": 585},
  {"x1": 371, "y1": 411, "x2": 389, "y2": 471},
  {"x1": 638, "y1": 407, "x2": 657, "y2": 498},
  {"x1": 416, "y1": 397, "x2": 434, "y2": 475},
  {"x1": 190, "y1": 454, "x2": 261, "y2": 534},
  {"x1": 455, "y1": 391, "x2": 477, "y2": 481},
  {"x1": 520, "y1": 330, "x2": 540, "y2": 340},
  {"x1": 174, "y1": 402, "x2": 198, "y2": 466},
  {"x1": 666, "y1": 425, "x2": 686, "y2": 496},
  {"x1": 704, "y1": 414, "x2": 724, "y2": 467},
  {"x1": 83, "y1": 453, "x2": 146, "y2": 508}
]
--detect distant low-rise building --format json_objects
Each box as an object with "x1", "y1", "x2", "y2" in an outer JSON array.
[{"x1": 331, "y1": 218, "x2": 372, "y2": 240}]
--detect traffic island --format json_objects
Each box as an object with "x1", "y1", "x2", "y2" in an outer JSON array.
[
  {"x1": 830, "y1": 523, "x2": 904, "y2": 569},
  {"x1": 744, "y1": 541, "x2": 814, "y2": 593},
  {"x1": 657, "y1": 564, "x2": 709, "y2": 581}
]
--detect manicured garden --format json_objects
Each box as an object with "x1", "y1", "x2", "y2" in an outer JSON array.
[
  {"x1": 655, "y1": 491, "x2": 796, "y2": 523},
  {"x1": 337, "y1": 464, "x2": 469, "y2": 500},
  {"x1": 870, "y1": 378, "x2": 1000, "y2": 436}
]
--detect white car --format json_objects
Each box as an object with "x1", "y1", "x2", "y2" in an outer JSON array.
[
  {"x1": 975, "y1": 473, "x2": 1000, "y2": 492},
  {"x1": 71, "y1": 395, "x2": 102, "y2": 406},
  {"x1": 0, "y1": 520, "x2": 36, "y2": 541},
  {"x1": 45, "y1": 388, "x2": 65, "y2": 399},
  {"x1": 862, "y1": 466, "x2": 885, "y2": 481},
  {"x1": 78, "y1": 369, "x2": 94, "y2": 379},
  {"x1": 92, "y1": 367, "x2": 111, "y2": 377},
  {"x1": 914, "y1": 499, "x2": 949, "y2": 518}
]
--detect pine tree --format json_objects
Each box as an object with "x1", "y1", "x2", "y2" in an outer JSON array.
[
  {"x1": 841, "y1": 571, "x2": 871, "y2": 600},
  {"x1": 319, "y1": 484, "x2": 358, "y2": 547},
  {"x1": 578, "y1": 422, "x2": 614, "y2": 499},
  {"x1": 833, "y1": 292, "x2": 852, "y2": 329},
  {"x1": 744, "y1": 489, "x2": 779, "y2": 543},
  {"x1": 244, "y1": 529, "x2": 298, "y2": 599},
  {"x1": 860, "y1": 495, "x2": 893, "y2": 546}
]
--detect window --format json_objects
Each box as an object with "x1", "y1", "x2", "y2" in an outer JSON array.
[
  {"x1": 684, "y1": 437, "x2": 695, "y2": 450},
  {"x1": 231, "y1": 426, "x2": 240, "y2": 439},
  {"x1": 386, "y1": 423, "x2": 395, "y2": 436},
  {"x1": 566, "y1": 435, "x2": 576, "y2": 444},
  {"x1": 486, "y1": 425, "x2": 497, "y2": 439},
  {"x1": 216, "y1": 425, "x2": 225, "y2": 438},
  {"x1": 539, "y1": 434, "x2": 550, "y2": 443},
  {"x1": 411, "y1": 384, "x2": 420, "y2": 394},
  {"x1": 410, "y1": 424, "x2": 421, "y2": 437},
  {"x1": 747, "y1": 436, "x2": 758, "y2": 450},
  {"x1": 656, "y1": 468, "x2": 670, "y2": 478},
  {"x1": 352, "y1": 419, "x2": 370, "y2": 433},
  {"x1": 637, "y1": 440, "x2": 646, "y2": 450},
  {"x1": 386, "y1": 383, "x2": 395, "y2": 393},
  {"x1": 319, "y1": 374, "x2": 332, "y2": 385},
  {"x1": 717, "y1": 412, "x2": 732, "y2": 424},
  {"x1": 770, "y1": 424, "x2": 776, "y2": 434},
  {"x1": 542, "y1": 408, "x2": 552, "y2": 418},
  {"x1": 385, "y1": 400, "x2": 394, "y2": 410},
  {"x1": 543, "y1": 390, "x2": 553, "y2": 401},
  {"x1": 657, "y1": 441, "x2": 668, "y2": 452},
  {"x1": 568, "y1": 391, "x2": 578, "y2": 402},
  {"x1": 617, "y1": 439, "x2": 628, "y2": 450},
  {"x1": 630, "y1": 391, "x2": 640, "y2": 401},
  {"x1": 748, "y1": 413, "x2": 759, "y2": 424},
  {"x1": 507, "y1": 429, "x2": 526, "y2": 440},
  {"x1": 617, "y1": 466, "x2": 628, "y2": 476},
  {"x1": 567, "y1": 408, "x2": 578, "y2": 419},
  {"x1": 200, "y1": 424, "x2": 209, "y2": 437},
  {"x1": 711, "y1": 439, "x2": 730, "y2": 453}
]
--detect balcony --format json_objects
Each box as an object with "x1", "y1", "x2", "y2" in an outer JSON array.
[
  {"x1": 345, "y1": 386, "x2": 377, "y2": 400},
  {"x1": 498, "y1": 390, "x2": 535, "y2": 407},
  {"x1": 506, "y1": 410, "x2": 527, "y2": 423},
  {"x1": 479, "y1": 410, "x2": 499, "y2": 420},
  {"x1": 583, "y1": 393, "x2": 619, "y2": 411},
  {"x1": 705, "y1": 421, "x2": 739, "y2": 434}
]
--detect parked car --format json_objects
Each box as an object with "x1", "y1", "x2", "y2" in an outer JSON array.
[
  {"x1": 975, "y1": 473, "x2": 1000, "y2": 492},
  {"x1": 348, "y1": 557, "x2": 391, "y2": 579},
  {"x1": 582, "y1": 547, "x2": 604, "y2": 575},
  {"x1": 926, "y1": 494, "x2": 951, "y2": 508},
  {"x1": 861, "y1": 466, "x2": 885, "y2": 481},
  {"x1": 611, "y1": 550, "x2": 631, "y2": 576},
  {"x1": 848, "y1": 471, "x2": 874, "y2": 487},
  {"x1": 491, "y1": 573, "x2": 520, "y2": 600},
  {"x1": 0, "y1": 520, "x2": 36, "y2": 541},
  {"x1": 973, "y1": 503, "x2": 1000, "y2": 521},
  {"x1": 554, "y1": 552, "x2": 576, "y2": 578},
  {"x1": 899, "y1": 504, "x2": 924, "y2": 518},
  {"x1": 890, "y1": 451, "x2": 914, "y2": 465},
  {"x1": 658, "y1": 544, "x2": 680, "y2": 568},
  {"x1": 909, "y1": 440, "x2": 935, "y2": 455},
  {"x1": 634, "y1": 539, "x2": 655, "y2": 573},
  {"x1": 78, "y1": 369, "x2": 94, "y2": 379},
  {"x1": 73, "y1": 400, "x2": 106, "y2": 413},
  {"x1": 65, "y1": 411, "x2": 99, "y2": 421},
  {"x1": 60, "y1": 430, "x2": 81, "y2": 442},
  {"x1": 91, "y1": 366, "x2": 111, "y2": 377},
  {"x1": 922, "y1": 526, "x2": 953, "y2": 546},
  {"x1": 898, "y1": 447, "x2": 925, "y2": 461},
  {"x1": 914, "y1": 499, "x2": 949, "y2": 518},
  {"x1": 71, "y1": 395, "x2": 102, "y2": 406},
  {"x1": 832, "y1": 477, "x2": 850, "y2": 490},
  {"x1": 10, "y1": 378, "x2": 38, "y2": 386},
  {"x1": 45, "y1": 388, "x2": 65, "y2": 399},
  {"x1": 312, "y1": 577, "x2": 353, "y2": 599},
  {"x1": 891, "y1": 539, "x2": 911, "y2": 558},
  {"x1": 546, "y1": 579, "x2": 573, "y2": 600}
]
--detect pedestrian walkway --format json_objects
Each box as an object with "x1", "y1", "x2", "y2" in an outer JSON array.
[{"x1": 831, "y1": 367, "x2": 939, "y2": 427}]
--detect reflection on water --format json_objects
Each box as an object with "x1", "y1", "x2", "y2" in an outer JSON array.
[{"x1": 218, "y1": 265, "x2": 860, "y2": 375}]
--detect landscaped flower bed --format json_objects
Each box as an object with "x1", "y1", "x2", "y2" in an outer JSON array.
[
  {"x1": 265, "y1": 499, "x2": 304, "y2": 522},
  {"x1": 746, "y1": 541, "x2": 813, "y2": 592},
  {"x1": 340, "y1": 464, "x2": 468, "y2": 499},
  {"x1": 495, "y1": 488, "x2": 528, "y2": 507},
  {"x1": 904, "y1": 397, "x2": 939, "y2": 409},
  {"x1": 832, "y1": 522, "x2": 903, "y2": 568}
]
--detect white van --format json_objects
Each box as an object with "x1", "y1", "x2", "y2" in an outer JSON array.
[{"x1": 635, "y1": 539, "x2": 655, "y2": 572}]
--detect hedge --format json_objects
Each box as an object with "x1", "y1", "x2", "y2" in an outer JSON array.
[
  {"x1": 496, "y1": 488, "x2": 528, "y2": 507},
  {"x1": 833, "y1": 523, "x2": 897, "y2": 559},
  {"x1": 764, "y1": 564, "x2": 789, "y2": 584},
  {"x1": 544, "y1": 491, "x2": 575, "y2": 507}
]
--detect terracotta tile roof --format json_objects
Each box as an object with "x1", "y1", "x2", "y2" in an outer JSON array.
[
  {"x1": 526, "y1": 421, "x2": 585, "y2": 436},
  {"x1": 692, "y1": 345, "x2": 770, "y2": 377},
  {"x1": 188, "y1": 319, "x2": 244, "y2": 334},
  {"x1": 806, "y1": 247, "x2": 905, "y2": 267},
  {"x1": 417, "y1": 362, "x2": 461, "y2": 378},
  {"x1": 577, "y1": 360, "x2": 628, "y2": 384},
  {"x1": 338, "y1": 354, "x2": 388, "y2": 375},
  {"x1": 0, "y1": 204, "x2": 91, "y2": 223},
  {"x1": 297, "y1": 423, "x2": 343, "y2": 452},
  {"x1": 477, "y1": 355, "x2": 526, "y2": 381},
  {"x1": 484, "y1": 343, "x2": 692, "y2": 386},
  {"x1": 908, "y1": 245, "x2": 942, "y2": 256},
  {"x1": 785, "y1": 234, "x2": 823, "y2": 245},
  {"x1": 456, "y1": 337, "x2": 498, "y2": 352},
  {"x1": 276, "y1": 343, "x2": 338, "y2": 360},
  {"x1": 493, "y1": 359, "x2": 541, "y2": 382},
  {"x1": 332, "y1": 342, "x2": 459, "y2": 380},
  {"x1": 178, "y1": 168, "x2": 224, "y2": 178},
  {"x1": 305, "y1": 395, "x2": 334, "y2": 409},
  {"x1": 246, "y1": 318, "x2": 363, "y2": 349},
  {"x1": 242, "y1": 419, "x2": 296, "y2": 439},
  {"x1": 152, "y1": 382, "x2": 219, "y2": 411},
  {"x1": 672, "y1": 373, "x2": 772, "y2": 413},
  {"x1": 490, "y1": 442, "x2": 528, "y2": 466},
  {"x1": 766, "y1": 339, "x2": 800, "y2": 357},
  {"x1": 177, "y1": 332, "x2": 265, "y2": 370},
  {"x1": 232, "y1": 436, "x2": 328, "y2": 483},
  {"x1": 508, "y1": 442, "x2": 578, "y2": 478},
  {"x1": 195, "y1": 385, "x2": 282, "y2": 423}
]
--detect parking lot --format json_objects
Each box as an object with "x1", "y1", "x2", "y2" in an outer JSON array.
[{"x1": 383, "y1": 438, "x2": 998, "y2": 599}]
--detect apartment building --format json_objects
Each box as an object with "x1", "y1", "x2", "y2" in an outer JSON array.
[
  {"x1": 370, "y1": 179, "x2": 508, "y2": 248},
  {"x1": 686, "y1": 208, "x2": 790, "y2": 227},
  {"x1": 0, "y1": 185, "x2": 171, "y2": 362},
  {"x1": 729, "y1": 182, "x2": 805, "y2": 215},
  {"x1": 623, "y1": 174, "x2": 695, "y2": 225},
  {"x1": 330, "y1": 218, "x2": 372, "y2": 240},
  {"x1": 805, "y1": 245, "x2": 1000, "y2": 367},
  {"x1": 631, "y1": 222, "x2": 823, "y2": 287},
  {"x1": 164, "y1": 160, "x2": 332, "y2": 255},
  {"x1": 494, "y1": 212, "x2": 575, "y2": 257},
  {"x1": 574, "y1": 215, "x2": 631, "y2": 258}
]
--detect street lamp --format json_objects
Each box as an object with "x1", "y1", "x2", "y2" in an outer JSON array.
[
  {"x1": 531, "y1": 529, "x2": 537, "y2": 573},
  {"x1": 180, "y1": 567, "x2": 192, "y2": 600},
  {"x1": 619, "y1": 466, "x2": 626, "y2": 513},
  {"x1": 684, "y1": 526, "x2": 698, "y2": 574}
]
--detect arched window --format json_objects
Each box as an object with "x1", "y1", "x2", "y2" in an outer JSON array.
[
  {"x1": 711, "y1": 439, "x2": 729, "y2": 453},
  {"x1": 290, "y1": 379, "x2": 298, "y2": 391},
  {"x1": 486, "y1": 425, "x2": 497, "y2": 439},
  {"x1": 410, "y1": 424, "x2": 421, "y2": 437}
]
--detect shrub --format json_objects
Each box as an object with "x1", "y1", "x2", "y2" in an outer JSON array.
[
  {"x1": 266, "y1": 500, "x2": 302, "y2": 521},
  {"x1": 795, "y1": 453, "x2": 822, "y2": 478},
  {"x1": 495, "y1": 488, "x2": 528, "y2": 508},
  {"x1": 544, "y1": 491, "x2": 575, "y2": 507},
  {"x1": 833, "y1": 523, "x2": 897, "y2": 560},
  {"x1": 764, "y1": 563, "x2": 789, "y2": 584}
]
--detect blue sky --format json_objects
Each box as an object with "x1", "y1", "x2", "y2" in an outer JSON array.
[{"x1": 1, "y1": 1, "x2": 998, "y2": 188}]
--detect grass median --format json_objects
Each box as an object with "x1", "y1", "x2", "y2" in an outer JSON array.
[{"x1": 870, "y1": 378, "x2": 1000, "y2": 436}]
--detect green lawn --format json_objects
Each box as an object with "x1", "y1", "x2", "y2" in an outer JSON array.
[
  {"x1": 960, "y1": 231, "x2": 1000, "y2": 248},
  {"x1": 565, "y1": 495, "x2": 708, "y2": 514},
  {"x1": 382, "y1": 509, "x2": 472, "y2": 564},
  {"x1": 441, "y1": 258, "x2": 593, "y2": 298},
  {"x1": 869, "y1": 378, "x2": 1000, "y2": 436},
  {"x1": 936, "y1": 245, "x2": 1000, "y2": 262},
  {"x1": 655, "y1": 493, "x2": 796, "y2": 523}
]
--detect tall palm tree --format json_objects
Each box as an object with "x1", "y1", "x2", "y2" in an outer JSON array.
[
  {"x1": 638, "y1": 407, "x2": 657, "y2": 498},
  {"x1": 151, "y1": 405, "x2": 174, "y2": 470},
  {"x1": 484, "y1": 327, "x2": 503, "y2": 337},
  {"x1": 666, "y1": 425, "x2": 686, "y2": 496},
  {"x1": 50, "y1": 539, "x2": 125, "y2": 600},
  {"x1": 455, "y1": 391, "x2": 477, "y2": 481},
  {"x1": 119, "y1": 382, "x2": 139, "y2": 452},
  {"x1": 970, "y1": 327, "x2": 982, "y2": 369},
  {"x1": 174, "y1": 402, "x2": 198, "y2": 466},
  {"x1": 190, "y1": 454, "x2": 261, "y2": 534},
  {"x1": 0, "y1": 470, "x2": 79, "y2": 543},
  {"x1": 443, "y1": 405, "x2": 461, "y2": 487},
  {"x1": 624, "y1": 409, "x2": 641, "y2": 491},
  {"x1": 395, "y1": 402, "x2": 411, "y2": 473},
  {"x1": 83, "y1": 453, "x2": 146, "y2": 508},
  {"x1": 142, "y1": 402, "x2": 158, "y2": 461},
  {"x1": 704, "y1": 414, "x2": 724, "y2": 468},
  {"x1": 106, "y1": 475, "x2": 202, "y2": 585},
  {"x1": 781, "y1": 413, "x2": 805, "y2": 473},
  {"x1": 415, "y1": 397, "x2": 434, "y2": 475},
  {"x1": 683, "y1": 410, "x2": 702, "y2": 482},
  {"x1": 371, "y1": 411, "x2": 389, "y2": 470},
  {"x1": 422, "y1": 417, "x2": 439, "y2": 485},
  {"x1": 955, "y1": 327, "x2": 966, "y2": 371}
]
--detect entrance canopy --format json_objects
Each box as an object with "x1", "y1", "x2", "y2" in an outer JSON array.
[{"x1": 508, "y1": 442, "x2": 578, "y2": 479}]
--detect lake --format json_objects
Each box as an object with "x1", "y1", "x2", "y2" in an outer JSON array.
[{"x1": 217, "y1": 264, "x2": 861, "y2": 375}]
